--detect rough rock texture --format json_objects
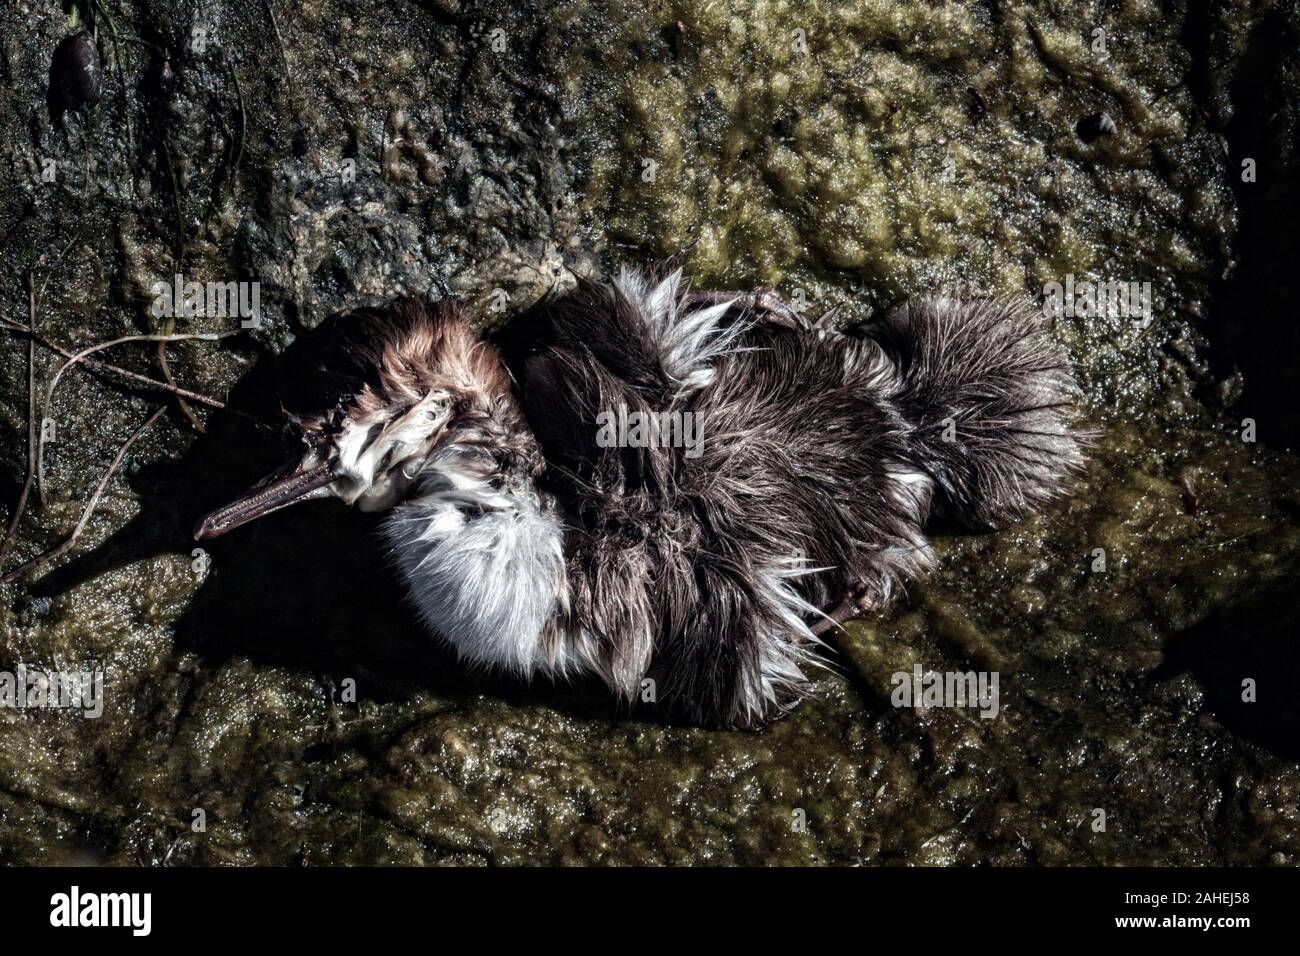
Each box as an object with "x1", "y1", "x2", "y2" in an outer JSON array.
[{"x1": 0, "y1": 0, "x2": 1297, "y2": 864}]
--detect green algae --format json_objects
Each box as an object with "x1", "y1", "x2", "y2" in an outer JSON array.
[{"x1": 1, "y1": 0, "x2": 1299, "y2": 865}]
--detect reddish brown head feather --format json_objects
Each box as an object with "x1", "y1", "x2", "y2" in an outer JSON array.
[{"x1": 349, "y1": 299, "x2": 513, "y2": 419}]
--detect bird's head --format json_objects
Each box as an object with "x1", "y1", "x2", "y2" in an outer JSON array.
[{"x1": 195, "y1": 299, "x2": 519, "y2": 540}]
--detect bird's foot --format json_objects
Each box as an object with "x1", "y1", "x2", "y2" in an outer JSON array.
[
  {"x1": 684, "y1": 288, "x2": 804, "y2": 330},
  {"x1": 810, "y1": 587, "x2": 881, "y2": 638},
  {"x1": 685, "y1": 288, "x2": 847, "y2": 338}
]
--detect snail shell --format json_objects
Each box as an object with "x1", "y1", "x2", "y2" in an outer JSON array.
[{"x1": 50, "y1": 30, "x2": 101, "y2": 114}]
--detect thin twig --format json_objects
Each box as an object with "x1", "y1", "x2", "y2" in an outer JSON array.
[
  {"x1": 223, "y1": 60, "x2": 247, "y2": 211},
  {"x1": 162, "y1": 138, "x2": 184, "y2": 270},
  {"x1": 92, "y1": 0, "x2": 134, "y2": 161},
  {"x1": 158, "y1": 335, "x2": 204, "y2": 432},
  {"x1": 0, "y1": 320, "x2": 229, "y2": 409},
  {"x1": 38, "y1": 235, "x2": 81, "y2": 299},
  {"x1": 36, "y1": 331, "x2": 241, "y2": 502},
  {"x1": 0, "y1": 406, "x2": 164, "y2": 586},
  {"x1": 197, "y1": 59, "x2": 247, "y2": 242},
  {"x1": 0, "y1": 274, "x2": 39, "y2": 564},
  {"x1": 156, "y1": 120, "x2": 207, "y2": 435},
  {"x1": 86, "y1": 0, "x2": 163, "y2": 55},
  {"x1": 263, "y1": 0, "x2": 297, "y2": 103}
]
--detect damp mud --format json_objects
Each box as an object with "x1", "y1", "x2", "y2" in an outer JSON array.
[{"x1": 1, "y1": 1, "x2": 1298, "y2": 864}]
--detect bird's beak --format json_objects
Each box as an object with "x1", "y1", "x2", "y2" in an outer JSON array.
[{"x1": 194, "y1": 461, "x2": 337, "y2": 540}]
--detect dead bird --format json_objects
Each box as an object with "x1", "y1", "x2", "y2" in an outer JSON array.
[{"x1": 195, "y1": 266, "x2": 1084, "y2": 729}]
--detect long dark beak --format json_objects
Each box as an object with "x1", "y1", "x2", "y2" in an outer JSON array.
[{"x1": 194, "y1": 462, "x2": 337, "y2": 541}]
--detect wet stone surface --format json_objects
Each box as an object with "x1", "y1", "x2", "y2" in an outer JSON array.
[{"x1": 1, "y1": 1, "x2": 1298, "y2": 864}]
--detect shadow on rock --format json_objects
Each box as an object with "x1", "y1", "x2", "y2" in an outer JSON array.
[
  {"x1": 1200, "y1": 10, "x2": 1300, "y2": 448},
  {"x1": 1153, "y1": 581, "x2": 1300, "y2": 760}
]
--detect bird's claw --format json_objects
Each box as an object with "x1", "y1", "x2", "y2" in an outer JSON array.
[{"x1": 810, "y1": 586, "x2": 880, "y2": 638}]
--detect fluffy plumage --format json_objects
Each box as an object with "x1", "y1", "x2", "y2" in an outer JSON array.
[
  {"x1": 198, "y1": 267, "x2": 1085, "y2": 729},
  {"x1": 868, "y1": 297, "x2": 1085, "y2": 527}
]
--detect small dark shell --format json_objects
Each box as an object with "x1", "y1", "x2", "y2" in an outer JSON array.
[
  {"x1": 1076, "y1": 111, "x2": 1117, "y2": 143},
  {"x1": 50, "y1": 30, "x2": 101, "y2": 113}
]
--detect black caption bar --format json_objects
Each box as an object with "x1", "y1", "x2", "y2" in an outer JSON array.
[{"x1": 3, "y1": 866, "x2": 1291, "y2": 942}]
